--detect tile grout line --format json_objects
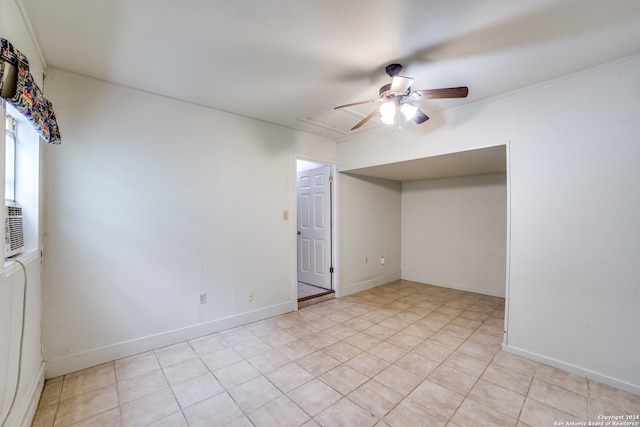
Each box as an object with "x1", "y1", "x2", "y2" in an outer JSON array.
[
  {"x1": 350, "y1": 291, "x2": 500, "y2": 424},
  {"x1": 424, "y1": 300, "x2": 502, "y2": 425},
  {"x1": 587, "y1": 378, "x2": 591, "y2": 423},
  {"x1": 157, "y1": 347, "x2": 190, "y2": 426}
]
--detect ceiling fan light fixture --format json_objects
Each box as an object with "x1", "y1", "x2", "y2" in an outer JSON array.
[
  {"x1": 400, "y1": 103, "x2": 418, "y2": 120},
  {"x1": 379, "y1": 100, "x2": 396, "y2": 125},
  {"x1": 379, "y1": 100, "x2": 395, "y2": 116},
  {"x1": 380, "y1": 113, "x2": 395, "y2": 125},
  {"x1": 334, "y1": 63, "x2": 469, "y2": 131}
]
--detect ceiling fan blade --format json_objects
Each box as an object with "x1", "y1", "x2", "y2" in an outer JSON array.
[
  {"x1": 414, "y1": 86, "x2": 469, "y2": 99},
  {"x1": 334, "y1": 98, "x2": 381, "y2": 110},
  {"x1": 351, "y1": 109, "x2": 380, "y2": 131},
  {"x1": 411, "y1": 109, "x2": 429, "y2": 124},
  {"x1": 390, "y1": 76, "x2": 414, "y2": 94}
]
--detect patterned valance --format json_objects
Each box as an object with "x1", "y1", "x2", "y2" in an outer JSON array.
[{"x1": 0, "y1": 38, "x2": 61, "y2": 144}]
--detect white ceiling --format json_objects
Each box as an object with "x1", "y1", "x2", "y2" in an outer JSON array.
[
  {"x1": 16, "y1": 0, "x2": 640, "y2": 182},
  {"x1": 20, "y1": 0, "x2": 640, "y2": 141}
]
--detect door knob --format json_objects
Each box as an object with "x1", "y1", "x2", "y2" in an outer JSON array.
[{"x1": 297, "y1": 231, "x2": 301, "y2": 235}]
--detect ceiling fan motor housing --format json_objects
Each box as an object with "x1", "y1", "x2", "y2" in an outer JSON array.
[
  {"x1": 385, "y1": 63, "x2": 403, "y2": 77},
  {"x1": 379, "y1": 83, "x2": 392, "y2": 97}
]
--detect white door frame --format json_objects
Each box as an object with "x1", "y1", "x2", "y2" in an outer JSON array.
[{"x1": 292, "y1": 156, "x2": 338, "y2": 310}]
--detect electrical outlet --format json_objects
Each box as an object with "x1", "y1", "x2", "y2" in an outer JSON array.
[
  {"x1": 199, "y1": 292, "x2": 207, "y2": 304},
  {"x1": 247, "y1": 291, "x2": 254, "y2": 302},
  {"x1": 380, "y1": 256, "x2": 385, "y2": 265}
]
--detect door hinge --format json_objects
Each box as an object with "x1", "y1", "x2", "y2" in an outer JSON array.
[
  {"x1": 329, "y1": 175, "x2": 334, "y2": 183},
  {"x1": 329, "y1": 266, "x2": 334, "y2": 274}
]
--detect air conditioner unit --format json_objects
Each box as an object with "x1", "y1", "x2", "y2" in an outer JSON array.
[{"x1": 5, "y1": 204, "x2": 24, "y2": 258}]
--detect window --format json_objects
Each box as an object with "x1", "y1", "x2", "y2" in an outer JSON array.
[
  {"x1": 2, "y1": 103, "x2": 39, "y2": 256},
  {"x1": 5, "y1": 114, "x2": 16, "y2": 202}
]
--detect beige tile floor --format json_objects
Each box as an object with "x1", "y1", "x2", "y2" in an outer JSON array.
[{"x1": 32, "y1": 280, "x2": 639, "y2": 427}]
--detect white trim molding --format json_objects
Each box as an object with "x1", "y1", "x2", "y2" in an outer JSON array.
[
  {"x1": 45, "y1": 302, "x2": 294, "y2": 379},
  {"x1": 503, "y1": 344, "x2": 640, "y2": 397}
]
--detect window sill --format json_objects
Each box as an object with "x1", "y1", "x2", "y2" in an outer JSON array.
[{"x1": 4, "y1": 248, "x2": 40, "y2": 275}]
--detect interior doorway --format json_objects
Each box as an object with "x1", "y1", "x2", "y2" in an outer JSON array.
[{"x1": 296, "y1": 159, "x2": 335, "y2": 304}]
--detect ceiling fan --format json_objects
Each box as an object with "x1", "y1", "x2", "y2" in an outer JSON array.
[{"x1": 335, "y1": 63, "x2": 468, "y2": 130}]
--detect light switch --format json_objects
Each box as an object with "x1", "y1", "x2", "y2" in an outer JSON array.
[{"x1": 283, "y1": 210, "x2": 289, "y2": 220}]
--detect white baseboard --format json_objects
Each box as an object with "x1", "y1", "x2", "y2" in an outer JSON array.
[
  {"x1": 401, "y1": 275, "x2": 506, "y2": 298},
  {"x1": 503, "y1": 344, "x2": 640, "y2": 397},
  {"x1": 2, "y1": 361, "x2": 45, "y2": 427},
  {"x1": 339, "y1": 272, "x2": 401, "y2": 298},
  {"x1": 45, "y1": 302, "x2": 294, "y2": 378}
]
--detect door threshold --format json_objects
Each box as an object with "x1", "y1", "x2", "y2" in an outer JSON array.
[{"x1": 298, "y1": 290, "x2": 335, "y2": 308}]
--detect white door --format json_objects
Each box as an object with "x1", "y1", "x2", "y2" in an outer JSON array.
[{"x1": 297, "y1": 165, "x2": 332, "y2": 289}]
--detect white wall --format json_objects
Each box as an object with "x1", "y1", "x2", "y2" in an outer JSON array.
[
  {"x1": 506, "y1": 56, "x2": 640, "y2": 393},
  {"x1": 402, "y1": 173, "x2": 507, "y2": 297},
  {"x1": 1, "y1": 0, "x2": 47, "y2": 425},
  {"x1": 338, "y1": 174, "x2": 401, "y2": 296},
  {"x1": 337, "y1": 54, "x2": 640, "y2": 394},
  {"x1": 42, "y1": 69, "x2": 336, "y2": 377}
]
